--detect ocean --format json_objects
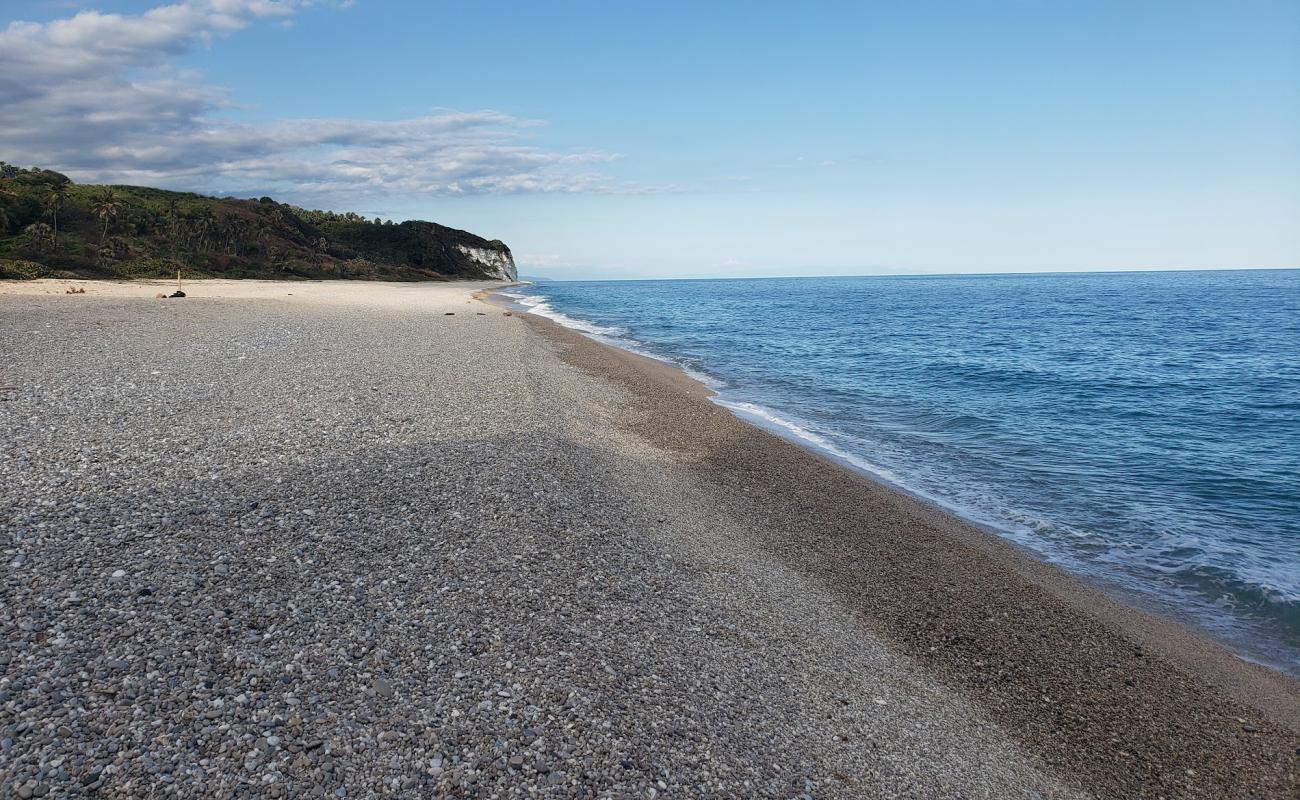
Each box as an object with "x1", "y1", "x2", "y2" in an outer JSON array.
[{"x1": 502, "y1": 269, "x2": 1300, "y2": 673}]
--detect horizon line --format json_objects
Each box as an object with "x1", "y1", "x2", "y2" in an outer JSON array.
[{"x1": 520, "y1": 265, "x2": 1300, "y2": 282}]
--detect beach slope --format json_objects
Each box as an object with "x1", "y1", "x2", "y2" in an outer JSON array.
[{"x1": 0, "y1": 278, "x2": 1295, "y2": 798}]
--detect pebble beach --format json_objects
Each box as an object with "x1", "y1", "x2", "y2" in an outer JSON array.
[{"x1": 1, "y1": 279, "x2": 1296, "y2": 798}]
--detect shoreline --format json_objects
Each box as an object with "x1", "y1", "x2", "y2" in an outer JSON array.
[
  {"x1": 721, "y1": 395, "x2": 1299, "y2": 675},
  {"x1": 492, "y1": 290, "x2": 1300, "y2": 796},
  {"x1": 5, "y1": 277, "x2": 1090, "y2": 798},
  {"x1": 2, "y1": 277, "x2": 1295, "y2": 797},
  {"x1": 492, "y1": 287, "x2": 1300, "y2": 678}
]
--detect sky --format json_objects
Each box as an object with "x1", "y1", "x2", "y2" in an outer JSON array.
[{"x1": 2, "y1": 0, "x2": 1297, "y2": 279}]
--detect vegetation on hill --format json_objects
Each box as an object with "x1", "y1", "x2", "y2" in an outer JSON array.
[{"x1": 0, "y1": 163, "x2": 514, "y2": 282}]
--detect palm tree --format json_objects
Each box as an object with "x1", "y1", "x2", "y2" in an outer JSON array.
[
  {"x1": 0, "y1": 185, "x2": 19, "y2": 235},
  {"x1": 43, "y1": 185, "x2": 66, "y2": 249},
  {"x1": 254, "y1": 220, "x2": 272, "y2": 252},
  {"x1": 194, "y1": 209, "x2": 215, "y2": 253},
  {"x1": 164, "y1": 199, "x2": 181, "y2": 237},
  {"x1": 225, "y1": 218, "x2": 249, "y2": 257},
  {"x1": 24, "y1": 222, "x2": 54, "y2": 253},
  {"x1": 94, "y1": 189, "x2": 121, "y2": 250}
]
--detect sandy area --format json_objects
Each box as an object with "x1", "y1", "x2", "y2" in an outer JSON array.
[
  {"x1": 0, "y1": 277, "x2": 507, "y2": 309},
  {"x1": 1, "y1": 278, "x2": 1295, "y2": 798}
]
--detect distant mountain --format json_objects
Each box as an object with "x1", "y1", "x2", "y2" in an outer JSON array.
[
  {"x1": 518, "y1": 275, "x2": 556, "y2": 282},
  {"x1": 0, "y1": 163, "x2": 515, "y2": 282}
]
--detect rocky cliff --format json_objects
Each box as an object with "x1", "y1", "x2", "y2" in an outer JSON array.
[{"x1": 455, "y1": 244, "x2": 517, "y2": 281}]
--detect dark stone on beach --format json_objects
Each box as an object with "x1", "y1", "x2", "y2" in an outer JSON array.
[
  {"x1": 170, "y1": 290, "x2": 186, "y2": 298},
  {"x1": 444, "y1": 312, "x2": 455, "y2": 315}
]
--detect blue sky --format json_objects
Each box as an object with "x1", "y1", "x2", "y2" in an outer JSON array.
[{"x1": 2, "y1": 1, "x2": 1297, "y2": 278}]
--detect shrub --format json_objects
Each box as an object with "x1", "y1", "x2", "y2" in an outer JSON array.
[
  {"x1": 112, "y1": 257, "x2": 186, "y2": 278},
  {"x1": 0, "y1": 259, "x2": 51, "y2": 279}
]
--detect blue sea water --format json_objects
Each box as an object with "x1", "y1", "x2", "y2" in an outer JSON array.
[{"x1": 503, "y1": 270, "x2": 1300, "y2": 673}]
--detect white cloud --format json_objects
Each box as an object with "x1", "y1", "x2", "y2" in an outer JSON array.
[{"x1": 0, "y1": 1, "x2": 619, "y2": 202}]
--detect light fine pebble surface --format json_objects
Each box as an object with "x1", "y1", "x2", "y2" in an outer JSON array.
[{"x1": 0, "y1": 279, "x2": 1295, "y2": 799}]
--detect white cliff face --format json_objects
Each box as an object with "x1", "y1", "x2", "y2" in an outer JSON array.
[{"x1": 456, "y1": 245, "x2": 517, "y2": 281}]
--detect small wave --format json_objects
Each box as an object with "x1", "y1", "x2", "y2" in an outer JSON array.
[
  {"x1": 504, "y1": 293, "x2": 630, "y2": 339},
  {"x1": 713, "y1": 399, "x2": 1051, "y2": 540},
  {"x1": 713, "y1": 399, "x2": 907, "y2": 486},
  {"x1": 1171, "y1": 563, "x2": 1300, "y2": 611},
  {"x1": 1249, "y1": 400, "x2": 1300, "y2": 411},
  {"x1": 1000, "y1": 508, "x2": 1093, "y2": 539},
  {"x1": 503, "y1": 290, "x2": 728, "y2": 389}
]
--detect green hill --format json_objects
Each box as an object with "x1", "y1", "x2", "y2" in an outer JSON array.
[{"x1": 0, "y1": 163, "x2": 516, "y2": 282}]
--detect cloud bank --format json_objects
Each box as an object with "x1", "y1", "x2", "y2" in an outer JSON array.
[{"x1": 0, "y1": 1, "x2": 616, "y2": 202}]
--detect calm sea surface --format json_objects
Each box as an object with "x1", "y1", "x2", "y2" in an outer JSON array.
[{"x1": 502, "y1": 270, "x2": 1300, "y2": 673}]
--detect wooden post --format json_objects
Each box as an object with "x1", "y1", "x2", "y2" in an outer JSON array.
[{"x1": 177, "y1": 269, "x2": 182, "y2": 291}]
